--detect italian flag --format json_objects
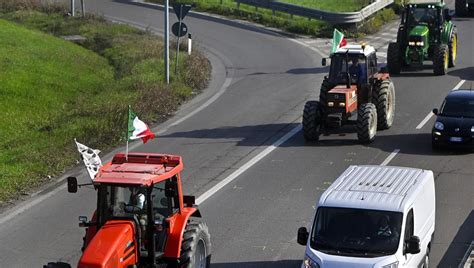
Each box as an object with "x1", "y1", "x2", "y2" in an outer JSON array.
[
  {"x1": 331, "y1": 29, "x2": 347, "y2": 54},
  {"x1": 127, "y1": 106, "x2": 156, "y2": 144}
]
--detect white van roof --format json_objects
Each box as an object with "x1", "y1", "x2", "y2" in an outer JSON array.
[{"x1": 318, "y1": 165, "x2": 433, "y2": 212}]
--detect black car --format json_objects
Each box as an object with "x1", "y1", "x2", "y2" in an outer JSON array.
[{"x1": 432, "y1": 90, "x2": 474, "y2": 149}]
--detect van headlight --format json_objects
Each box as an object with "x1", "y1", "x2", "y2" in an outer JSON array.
[
  {"x1": 382, "y1": 262, "x2": 398, "y2": 268},
  {"x1": 303, "y1": 255, "x2": 320, "y2": 268},
  {"x1": 434, "y1": 121, "x2": 444, "y2": 131}
]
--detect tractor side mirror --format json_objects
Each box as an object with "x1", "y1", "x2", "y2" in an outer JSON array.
[
  {"x1": 67, "y1": 177, "x2": 78, "y2": 193},
  {"x1": 346, "y1": 72, "x2": 351, "y2": 88},
  {"x1": 297, "y1": 227, "x2": 309, "y2": 246},
  {"x1": 432, "y1": 108, "x2": 439, "y2": 115},
  {"x1": 444, "y1": 9, "x2": 451, "y2": 21},
  {"x1": 322, "y1": 58, "x2": 327, "y2": 66}
]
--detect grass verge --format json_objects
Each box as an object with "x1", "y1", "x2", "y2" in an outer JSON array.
[{"x1": 0, "y1": 2, "x2": 211, "y2": 204}]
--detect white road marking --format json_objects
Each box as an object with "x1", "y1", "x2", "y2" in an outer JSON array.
[
  {"x1": 380, "y1": 149, "x2": 400, "y2": 166},
  {"x1": 415, "y1": 80, "x2": 466, "y2": 129},
  {"x1": 195, "y1": 125, "x2": 302, "y2": 205}
]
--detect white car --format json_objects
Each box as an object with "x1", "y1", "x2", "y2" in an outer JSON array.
[{"x1": 298, "y1": 165, "x2": 435, "y2": 268}]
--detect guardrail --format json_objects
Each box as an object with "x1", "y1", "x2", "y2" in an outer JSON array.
[{"x1": 235, "y1": 0, "x2": 394, "y2": 24}]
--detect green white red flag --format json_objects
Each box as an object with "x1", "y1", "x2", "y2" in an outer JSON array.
[
  {"x1": 331, "y1": 29, "x2": 347, "y2": 54},
  {"x1": 127, "y1": 106, "x2": 156, "y2": 144}
]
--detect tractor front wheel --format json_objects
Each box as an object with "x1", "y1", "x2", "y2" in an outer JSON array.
[
  {"x1": 319, "y1": 78, "x2": 332, "y2": 109},
  {"x1": 448, "y1": 30, "x2": 458, "y2": 68},
  {"x1": 373, "y1": 79, "x2": 396, "y2": 130},
  {"x1": 387, "y1": 42, "x2": 402, "y2": 75},
  {"x1": 357, "y1": 103, "x2": 377, "y2": 144},
  {"x1": 433, "y1": 44, "x2": 449, "y2": 76},
  {"x1": 303, "y1": 101, "x2": 323, "y2": 141},
  {"x1": 180, "y1": 221, "x2": 211, "y2": 268}
]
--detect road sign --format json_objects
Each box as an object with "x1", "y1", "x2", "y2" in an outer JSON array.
[
  {"x1": 172, "y1": 4, "x2": 192, "y2": 20},
  {"x1": 172, "y1": 22, "x2": 188, "y2": 37}
]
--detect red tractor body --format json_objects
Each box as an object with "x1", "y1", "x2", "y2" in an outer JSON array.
[{"x1": 69, "y1": 152, "x2": 211, "y2": 268}]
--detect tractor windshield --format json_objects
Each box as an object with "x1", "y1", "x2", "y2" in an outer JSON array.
[
  {"x1": 310, "y1": 207, "x2": 402, "y2": 257},
  {"x1": 406, "y1": 6, "x2": 439, "y2": 28},
  {"x1": 329, "y1": 54, "x2": 367, "y2": 85}
]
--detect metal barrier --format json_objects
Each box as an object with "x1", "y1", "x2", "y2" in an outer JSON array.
[{"x1": 235, "y1": 0, "x2": 394, "y2": 24}]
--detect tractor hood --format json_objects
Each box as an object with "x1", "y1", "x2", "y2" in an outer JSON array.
[
  {"x1": 409, "y1": 24, "x2": 429, "y2": 37},
  {"x1": 79, "y1": 220, "x2": 138, "y2": 268}
]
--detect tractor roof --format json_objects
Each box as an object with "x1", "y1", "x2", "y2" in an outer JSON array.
[
  {"x1": 94, "y1": 153, "x2": 183, "y2": 186},
  {"x1": 334, "y1": 44, "x2": 376, "y2": 57},
  {"x1": 407, "y1": 0, "x2": 444, "y2": 7}
]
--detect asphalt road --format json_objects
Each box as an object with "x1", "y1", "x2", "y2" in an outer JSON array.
[{"x1": 0, "y1": 0, "x2": 473, "y2": 267}]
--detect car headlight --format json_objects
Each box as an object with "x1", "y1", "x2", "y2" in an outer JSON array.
[
  {"x1": 434, "y1": 121, "x2": 444, "y2": 131},
  {"x1": 328, "y1": 102, "x2": 334, "y2": 107},
  {"x1": 303, "y1": 255, "x2": 320, "y2": 268},
  {"x1": 471, "y1": 126, "x2": 474, "y2": 132},
  {"x1": 382, "y1": 261, "x2": 399, "y2": 268}
]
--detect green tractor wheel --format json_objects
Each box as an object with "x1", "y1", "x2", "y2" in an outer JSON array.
[
  {"x1": 433, "y1": 44, "x2": 449, "y2": 76},
  {"x1": 448, "y1": 30, "x2": 458, "y2": 68},
  {"x1": 387, "y1": 43, "x2": 402, "y2": 75}
]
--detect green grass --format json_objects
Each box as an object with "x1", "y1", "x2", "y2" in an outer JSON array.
[
  {"x1": 0, "y1": 8, "x2": 211, "y2": 204},
  {"x1": 278, "y1": 0, "x2": 371, "y2": 12}
]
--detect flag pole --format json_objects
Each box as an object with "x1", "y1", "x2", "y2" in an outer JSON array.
[
  {"x1": 126, "y1": 105, "x2": 131, "y2": 161},
  {"x1": 126, "y1": 140, "x2": 129, "y2": 161}
]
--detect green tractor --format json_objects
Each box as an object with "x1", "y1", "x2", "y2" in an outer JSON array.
[
  {"x1": 387, "y1": 0, "x2": 457, "y2": 76},
  {"x1": 456, "y1": 0, "x2": 474, "y2": 16}
]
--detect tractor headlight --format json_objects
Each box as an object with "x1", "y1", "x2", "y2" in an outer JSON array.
[
  {"x1": 328, "y1": 102, "x2": 334, "y2": 107},
  {"x1": 416, "y1": 41, "x2": 424, "y2": 46},
  {"x1": 382, "y1": 262, "x2": 399, "y2": 268},
  {"x1": 434, "y1": 121, "x2": 444, "y2": 131},
  {"x1": 303, "y1": 255, "x2": 320, "y2": 268},
  {"x1": 471, "y1": 126, "x2": 474, "y2": 132},
  {"x1": 408, "y1": 41, "x2": 416, "y2": 46},
  {"x1": 339, "y1": 102, "x2": 346, "y2": 107}
]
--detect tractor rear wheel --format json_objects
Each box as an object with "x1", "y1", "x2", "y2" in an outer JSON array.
[
  {"x1": 373, "y1": 79, "x2": 395, "y2": 130},
  {"x1": 357, "y1": 103, "x2": 377, "y2": 144},
  {"x1": 179, "y1": 221, "x2": 211, "y2": 268},
  {"x1": 319, "y1": 78, "x2": 332, "y2": 109},
  {"x1": 455, "y1": 0, "x2": 468, "y2": 16},
  {"x1": 387, "y1": 42, "x2": 402, "y2": 75},
  {"x1": 303, "y1": 101, "x2": 323, "y2": 141},
  {"x1": 433, "y1": 44, "x2": 449, "y2": 76},
  {"x1": 448, "y1": 29, "x2": 457, "y2": 68}
]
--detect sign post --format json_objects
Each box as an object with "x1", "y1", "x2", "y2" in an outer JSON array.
[
  {"x1": 172, "y1": 4, "x2": 193, "y2": 76},
  {"x1": 164, "y1": 0, "x2": 170, "y2": 84}
]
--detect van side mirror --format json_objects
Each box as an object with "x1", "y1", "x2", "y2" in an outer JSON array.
[
  {"x1": 322, "y1": 58, "x2": 327, "y2": 66},
  {"x1": 67, "y1": 177, "x2": 78, "y2": 193},
  {"x1": 297, "y1": 227, "x2": 309, "y2": 246},
  {"x1": 432, "y1": 108, "x2": 438, "y2": 115},
  {"x1": 405, "y1": 235, "x2": 421, "y2": 254}
]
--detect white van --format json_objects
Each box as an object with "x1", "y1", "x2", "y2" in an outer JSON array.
[{"x1": 297, "y1": 165, "x2": 435, "y2": 268}]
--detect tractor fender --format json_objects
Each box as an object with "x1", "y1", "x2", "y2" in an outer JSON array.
[
  {"x1": 442, "y1": 22, "x2": 455, "y2": 44},
  {"x1": 163, "y1": 207, "x2": 201, "y2": 259},
  {"x1": 375, "y1": 73, "x2": 390, "y2": 81}
]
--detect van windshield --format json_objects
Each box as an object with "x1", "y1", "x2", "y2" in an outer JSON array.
[{"x1": 310, "y1": 207, "x2": 403, "y2": 257}]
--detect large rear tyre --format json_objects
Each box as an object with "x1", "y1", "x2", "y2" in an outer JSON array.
[
  {"x1": 433, "y1": 44, "x2": 449, "y2": 76},
  {"x1": 455, "y1": 0, "x2": 468, "y2": 17},
  {"x1": 319, "y1": 78, "x2": 332, "y2": 109},
  {"x1": 373, "y1": 79, "x2": 395, "y2": 130},
  {"x1": 387, "y1": 42, "x2": 402, "y2": 75},
  {"x1": 448, "y1": 30, "x2": 457, "y2": 68},
  {"x1": 180, "y1": 221, "x2": 211, "y2": 268},
  {"x1": 302, "y1": 101, "x2": 323, "y2": 141},
  {"x1": 357, "y1": 103, "x2": 377, "y2": 144}
]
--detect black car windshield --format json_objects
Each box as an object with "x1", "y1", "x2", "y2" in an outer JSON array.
[
  {"x1": 310, "y1": 207, "x2": 402, "y2": 257},
  {"x1": 440, "y1": 98, "x2": 474, "y2": 117}
]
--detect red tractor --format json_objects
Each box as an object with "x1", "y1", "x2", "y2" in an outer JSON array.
[
  {"x1": 303, "y1": 44, "x2": 396, "y2": 143},
  {"x1": 67, "y1": 152, "x2": 211, "y2": 268}
]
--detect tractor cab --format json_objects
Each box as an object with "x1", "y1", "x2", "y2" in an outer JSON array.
[{"x1": 68, "y1": 152, "x2": 211, "y2": 268}]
